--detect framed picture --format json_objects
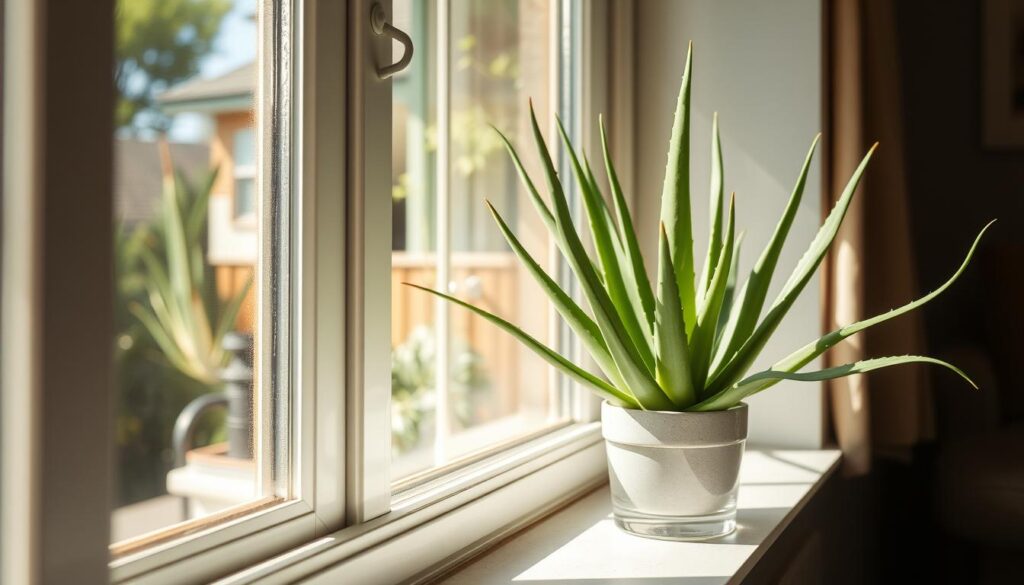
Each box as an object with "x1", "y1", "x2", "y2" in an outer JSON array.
[{"x1": 982, "y1": 0, "x2": 1024, "y2": 148}]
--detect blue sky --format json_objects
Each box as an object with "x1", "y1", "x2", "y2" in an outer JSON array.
[
  {"x1": 202, "y1": 0, "x2": 257, "y2": 78},
  {"x1": 168, "y1": 0, "x2": 257, "y2": 142}
]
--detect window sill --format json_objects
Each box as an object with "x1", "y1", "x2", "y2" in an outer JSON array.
[
  {"x1": 219, "y1": 423, "x2": 607, "y2": 584},
  {"x1": 436, "y1": 449, "x2": 842, "y2": 584}
]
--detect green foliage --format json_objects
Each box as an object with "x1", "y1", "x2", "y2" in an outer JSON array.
[
  {"x1": 128, "y1": 163, "x2": 252, "y2": 385},
  {"x1": 114, "y1": 156, "x2": 244, "y2": 505},
  {"x1": 115, "y1": 0, "x2": 231, "y2": 131},
  {"x1": 391, "y1": 327, "x2": 490, "y2": 454},
  {"x1": 410, "y1": 44, "x2": 989, "y2": 411}
]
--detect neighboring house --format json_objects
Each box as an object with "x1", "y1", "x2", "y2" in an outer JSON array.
[
  {"x1": 154, "y1": 57, "x2": 525, "y2": 411},
  {"x1": 115, "y1": 139, "x2": 209, "y2": 227},
  {"x1": 158, "y1": 62, "x2": 258, "y2": 332}
]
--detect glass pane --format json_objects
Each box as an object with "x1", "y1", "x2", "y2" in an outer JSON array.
[
  {"x1": 111, "y1": 0, "x2": 287, "y2": 546},
  {"x1": 391, "y1": 0, "x2": 571, "y2": 482}
]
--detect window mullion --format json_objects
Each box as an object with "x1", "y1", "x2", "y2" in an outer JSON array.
[
  {"x1": 433, "y1": 0, "x2": 453, "y2": 470},
  {"x1": 345, "y1": 0, "x2": 394, "y2": 524},
  {"x1": 300, "y1": 0, "x2": 348, "y2": 529}
]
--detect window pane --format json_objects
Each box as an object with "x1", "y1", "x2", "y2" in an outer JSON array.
[
  {"x1": 111, "y1": 0, "x2": 287, "y2": 546},
  {"x1": 391, "y1": 0, "x2": 571, "y2": 482}
]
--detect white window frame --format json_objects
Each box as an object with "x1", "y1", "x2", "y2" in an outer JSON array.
[
  {"x1": 347, "y1": 0, "x2": 605, "y2": 517},
  {"x1": 105, "y1": 0, "x2": 350, "y2": 582},
  {"x1": 217, "y1": 1, "x2": 628, "y2": 582},
  {"x1": 1, "y1": 0, "x2": 628, "y2": 582}
]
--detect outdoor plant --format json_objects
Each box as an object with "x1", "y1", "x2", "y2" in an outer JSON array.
[
  {"x1": 113, "y1": 150, "x2": 251, "y2": 504},
  {"x1": 128, "y1": 149, "x2": 252, "y2": 385},
  {"x1": 391, "y1": 326, "x2": 489, "y2": 454},
  {"x1": 408, "y1": 46, "x2": 990, "y2": 412}
]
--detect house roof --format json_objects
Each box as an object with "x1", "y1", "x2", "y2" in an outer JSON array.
[
  {"x1": 115, "y1": 139, "x2": 210, "y2": 226},
  {"x1": 157, "y1": 62, "x2": 255, "y2": 115}
]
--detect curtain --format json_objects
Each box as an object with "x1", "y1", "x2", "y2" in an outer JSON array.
[{"x1": 826, "y1": 0, "x2": 933, "y2": 476}]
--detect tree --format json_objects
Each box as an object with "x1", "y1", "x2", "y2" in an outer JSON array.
[{"x1": 115, "y1": 0, "x2": 231, "y2": 133}]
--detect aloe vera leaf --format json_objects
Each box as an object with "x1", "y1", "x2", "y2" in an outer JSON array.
[
  {"x1": 557, "y1": 118, "x2": 655, "y2": 372},
  {"x1": 582, "y1": 151, "x2": 621, "y2": 247},
  {"x1": 495, "y1": 126, "x2": 604, "y2": 285},
  {"x1": 691, "y1": 220, "x2": 993, "y2": 410},
  {"x1": 584, "y1": 150, "x2": 650, "y2": 330},
  {"x1": 493, "y1": 126, "x2": 555, "y2": 231},
  {"x1": 692, "y1": 356, "x2": 975, "y2": 412},
  {"x1": 711, "y1": 135, "x2": 821, "y2": 373},
  {"x1": 698, "y1": 113, "x2": 725, "y2": 301},
  {"x1": 130, "y1": 302, "x2": 209, "y2": 383},
  {"x1": 185, "y1": 166, "x2": 218, "y2": 245},
  {"x1": 529, "y1": 104, "x2": 672, "y2": 410},
  {"x1": 404, "y1": 283, "x2": 639, "y2": 408},
  {"x1": 655, "y1": 224, "x2": 696, "y2": 407},
  {"x1": 162, "y1": 173, "x2": 192, "y2": 315},
  {"x1": 740, "y1": 355, "x2": 975, "y2": 387},
  {"x1": 714, "y1": 230, "x2": 745, "y2": 349},
  {"x1": 690, "y1": 195, "x2": 736, "y2": 392},
  {"x1": 660, "y1": 43, "x2": 698, "y2": 336},
  {"x1": 213, "y1": 276, "x2": 253, "y2": 349},
  {"x1": 485, "y1": 200, "x2": 626, "y2": 390},
  {"x1": 706, "y1": 143, "x2": 876, "y2": 395},
  {"x1": 599, "y1": 116, "x2": 657, "y2": 334}
]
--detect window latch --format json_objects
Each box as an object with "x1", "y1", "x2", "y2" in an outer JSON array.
[{"x1": 370, "y1": 2, "x2": 414, "y2": 79}]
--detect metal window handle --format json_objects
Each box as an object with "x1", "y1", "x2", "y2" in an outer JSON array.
[{"x1": 370, "y1": 2, "x2": 414, "y2": 79}]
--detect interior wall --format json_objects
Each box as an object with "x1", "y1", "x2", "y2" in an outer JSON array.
[
  {"x1": 634, "y1": 0, "x2": 824, "y2": 447},
  {"x1": 895, "y1": 1, "x2": 1024, "y2": 383}
]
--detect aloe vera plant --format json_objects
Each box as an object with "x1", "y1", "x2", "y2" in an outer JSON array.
[
  {"x1": 408, "y1": 45, "x2": 990, "y2": 411},
  {"x1": 128, "y1": 161, "x2": 252, "y2": 385}
]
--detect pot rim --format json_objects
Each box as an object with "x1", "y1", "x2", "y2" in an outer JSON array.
[
  {"x1": 601, "y1": 400, "x2": 749, "y2": 447},
  {"x1": 602, "y1": 400, "x2": 748, "y2": 415}
]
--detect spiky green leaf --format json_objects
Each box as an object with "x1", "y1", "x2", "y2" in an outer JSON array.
[
  {"x1": 557, "y1": 118, "x2": 655, "y2": 371},
  {"x1": 692, "y1": 356, "x2": 975, "y2": 413},
  {"x1": 698, "y1": 113, "x2": 725, "y2": 300},
  {"x1": 404, "y1": 283, "x2": 639, "y2": 408},
  {"x1": 690, "y1": 195, "x2": 736, "y2": 391},
  {"x1": 529, "y1": 104, "x2": 672, "y2": 410},
  {"x1": 714, "y1": 230, "x2": 745, "y2": 348},
  {"x1": 660, "y1": 43, "x2": 698, "y2": 335},
  {"x1": 213, "y1": 276, "x2": 253, "y2": 349},
  {"x1": 712, "y1": 135, "x2": 821, "y2": 373},
  {"x1": 706, "y1": 143, "x2": 876, "y2": 395},
  {"x1": 599, "y1": 116, "x2": 656, "y2": 334},
  {"x1": 691, "y1": 220, "x2": 993, "y2": 410},
  {"x1": 655, "y1": 224, "x2": 696, "y2": 407},
  {"x1": 738, "y1": 355, "x2": 975, "y2": 388},
  {"x1": 485, "y1": 200, "x2": 626, "y2": 390}
]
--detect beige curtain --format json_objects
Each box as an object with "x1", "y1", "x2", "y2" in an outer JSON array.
[{"x1": 826, "y1": 0, "x2": 934, "y2": 476}]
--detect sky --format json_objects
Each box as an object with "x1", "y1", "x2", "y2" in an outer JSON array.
[{"x1": 168, "y1": 0, "x2": 257, "y2": 142}]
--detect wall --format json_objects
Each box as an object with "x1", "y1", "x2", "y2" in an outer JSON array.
[
  {"x1": 634, "y1": 0, "x2": 825, "y2": 447},
  {"x1": 895, "y1": 1, "x2": 1024, "y2": 371},
  {"x1": 208, "y1": 111, "x2": 258, "y2": 331}
]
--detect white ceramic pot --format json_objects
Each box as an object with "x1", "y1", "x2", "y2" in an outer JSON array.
[{"x1": 601, "y1": 401, "x2": 748, "y2": 540}]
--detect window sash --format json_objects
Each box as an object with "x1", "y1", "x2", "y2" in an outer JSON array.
[
  {"x1": 351, "y1": 0, "x2": 600, "y2": 515},
  {"x1": 108, "y1": 0, "x2": 353, "y2": 580},
  {"x1": 3, "y1": 0, "x2": 621, "y2": 581}
]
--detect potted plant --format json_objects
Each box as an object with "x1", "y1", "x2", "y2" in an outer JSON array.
[{"x1": 407, "y1": 45, "x2": 990, "y2": 540}]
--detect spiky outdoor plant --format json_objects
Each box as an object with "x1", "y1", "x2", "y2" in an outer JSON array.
[
  {"x1": 128, "y1": 149, "x2": 252, "y2": 385},
  {"x1": 408, "y1": 46, "x2": 990, "y2": 412}
]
